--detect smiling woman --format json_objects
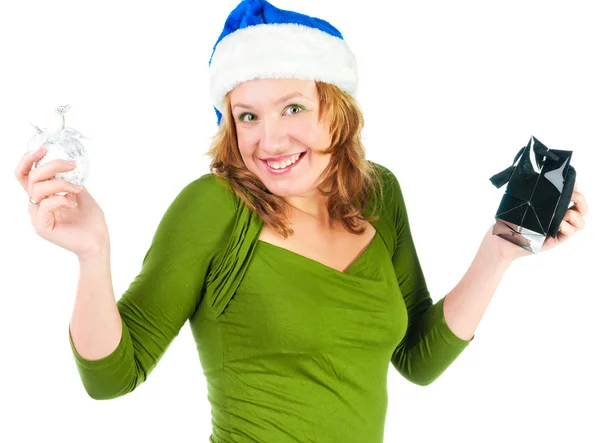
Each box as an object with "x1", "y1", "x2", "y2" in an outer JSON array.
[
  {"x1": 231, "y1": 80, "x2": 329, "y2": 185},
  {"x1": 54, "y1": 0, "x2": 595, "y2": 442},
  {"x1": 208, "y1": 77, "x2": 383, "y2": 238},
  {"x1": 63, "y1": 2, "x2": 479, "y2": 441}
]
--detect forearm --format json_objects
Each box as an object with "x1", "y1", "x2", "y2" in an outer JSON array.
[
  {"x1": 69, "y1": 243, "x2": 123, "y2": 360},
  {"x1": 443, "y1": 229, "x2": 512, "y2": 341}
]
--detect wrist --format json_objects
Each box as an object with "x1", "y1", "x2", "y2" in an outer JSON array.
[
  {"x1": 481, "y1": 225, "x2": 522, "y2": 267},
  {"x1": 77, "y1": 241, "x2": 110, "y2": 264}
]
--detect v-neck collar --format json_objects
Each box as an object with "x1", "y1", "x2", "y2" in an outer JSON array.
[{"x1": 256, "y1": 227, "x2": 380, "y2": 276}]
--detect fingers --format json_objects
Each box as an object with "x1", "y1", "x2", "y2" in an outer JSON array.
[
  {"x1": 27, "y1": 159, "x2": 78, "y2": 203},
  {"x1": 39, "y1": 194, "x2": 78, "y2": 212},
  {"x1": 15, "y1": 146, "x2": 47, "y2": 191},
  {"x1": 557, "y1": 207, "x2": 585, "y2": 240},
  {"x1": 28, "y1": 158, "x2": 77, "y2": 187},
  {"x1": 563, "y1": 208, "x2": 585, "y2": 230},
  {"x1": 30, "y1": 179, "x2": 83, "y2": 206},
  {"x1": 570, "y1": 183, "x2": 588, "y2": 217},
  {"x1": 558, "y1": 220, "x2": 576, "y2": 237},
  {"x1": 30, "y1": 195, "x2": 78, "y2": 233}
]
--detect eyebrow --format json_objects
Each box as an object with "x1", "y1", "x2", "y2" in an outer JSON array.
[{"x1": 232, "y1": 92, "x2": 308, "y2": 110}]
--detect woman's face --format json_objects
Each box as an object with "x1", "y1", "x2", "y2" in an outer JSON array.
[{"x1": 229, "y1": 78, "x2": 332, "y2": 199}]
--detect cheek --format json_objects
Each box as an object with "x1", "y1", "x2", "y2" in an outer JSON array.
[
  {"x1": 235, "y1": 131, "x2": 255, "y2": 159},
  {"x1": 292, "y1": 119, "x2": 330, "y2": 151}
]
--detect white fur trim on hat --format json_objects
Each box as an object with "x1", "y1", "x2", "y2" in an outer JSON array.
[{"x1": 209, "y1": 23, "x2": 358, "y2": 114}]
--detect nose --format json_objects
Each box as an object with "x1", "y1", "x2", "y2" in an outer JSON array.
[{"x1": 259, "y1": 114, "x2": 289, "y2": 155}]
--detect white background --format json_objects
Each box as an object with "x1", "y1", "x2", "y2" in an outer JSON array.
[{"x1": 1, "y1": 1, "x2": 599, "y2": 442}]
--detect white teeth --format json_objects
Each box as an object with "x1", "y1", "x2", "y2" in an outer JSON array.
[{"x1": 267, "y1": 153, "x2": 301, "y2": 169}]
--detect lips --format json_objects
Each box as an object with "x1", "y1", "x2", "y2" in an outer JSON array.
[
  {"x1": 260, "y1": 151, "x2": 306, "y2": 163},
  {"x1": 261, "y1": 151, "x2": 307, "y2": 173}
]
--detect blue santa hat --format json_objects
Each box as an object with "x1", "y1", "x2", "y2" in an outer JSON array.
[{"x1": 208, "y1": 0, "x2": 358, "y2": 125}]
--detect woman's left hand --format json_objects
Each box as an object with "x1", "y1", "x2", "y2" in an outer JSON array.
[{"x1": 485, "y1": 181, "x2": 589, "y2": 264}]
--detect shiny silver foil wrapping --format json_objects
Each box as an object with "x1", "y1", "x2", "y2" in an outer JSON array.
[{"x1": 27, "y1": 104, "x2": 91, "y2": 196}]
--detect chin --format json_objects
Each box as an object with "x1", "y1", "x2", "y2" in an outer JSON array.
[{"x1": 261, "y1": 177, "x2": 311, "y2": 198}]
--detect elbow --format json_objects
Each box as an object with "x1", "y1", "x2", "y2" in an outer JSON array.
[
  {"x1": 392, "y1": 360, "x2": 442, "y2": 387},
  {"x1": 407, "y1": 373, "x2": 438, "y2": 387},
  {"x1": 83, "y1": 385, "x2": 133, "y2": 401},
  {"x1": 82, "y1": 384, "x2": 113, "y2": 400},
  {"x1": 87, "y1": 391, "x2": 112, "y2": 401},
  {"x1": 81, "y1": 375, "x2": 140, "y2": 401},
  {"x1": 83, "y1": 385, "x2": 124, "y2": 401}
]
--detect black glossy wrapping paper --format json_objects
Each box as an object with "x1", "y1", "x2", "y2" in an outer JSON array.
[{"x1": 489, "y1": 136, "x2": 576, "y2": 254}]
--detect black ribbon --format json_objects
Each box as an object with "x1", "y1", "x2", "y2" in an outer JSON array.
[{"x1": 489, "y1": 141, "x2": 560, "y2": 189}]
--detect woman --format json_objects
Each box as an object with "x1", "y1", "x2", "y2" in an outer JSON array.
[{"x1": 14, "y1": 0, "x2": 588, "y2": 442}]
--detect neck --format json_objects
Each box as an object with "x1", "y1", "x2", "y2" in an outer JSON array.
[{"x1": 284, "y1": 192, "x2": 331, "y2": 227}]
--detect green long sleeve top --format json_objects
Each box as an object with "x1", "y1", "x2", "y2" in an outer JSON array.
[{"x1": 68, "y1": 162, "x2": 472, "y2": 443}]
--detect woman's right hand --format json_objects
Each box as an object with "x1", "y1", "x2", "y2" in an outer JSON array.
[{"x1": 15, "y1": 146, "x2": 110, "y2": 259}]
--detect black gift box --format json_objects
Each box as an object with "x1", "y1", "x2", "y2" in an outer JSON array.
[{"x1": 489, "y1": 136, "x2": 576, "y2": 254}]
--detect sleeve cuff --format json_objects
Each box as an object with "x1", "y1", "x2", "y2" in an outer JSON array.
[
  {"x1": 433, "y1": 296, "x2": 474, "y2": 347},
  {"x1": 68, "y1": 317, "x2": 131, "y2": 370}
]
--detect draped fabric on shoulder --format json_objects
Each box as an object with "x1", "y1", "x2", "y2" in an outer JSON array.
[
  {"x1": 204, "y1": 187, "x2": 263, "y2": 318},
  {"x1": 68, "y1": 173, "x2": 240, "y2": 400}
]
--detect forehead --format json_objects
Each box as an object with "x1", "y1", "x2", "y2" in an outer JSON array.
[{"x1": 230, "y1": 78, "x2": 317, "y2": 105}]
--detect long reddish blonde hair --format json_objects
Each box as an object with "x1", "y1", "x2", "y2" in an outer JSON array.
[{"x1": 206, "y1": 81, "x2": 383, "y2": 238}]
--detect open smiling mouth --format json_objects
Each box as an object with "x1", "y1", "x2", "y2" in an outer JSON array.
[{"x1": 261, "y1": 151, "x2": 307, "y2": 173}]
